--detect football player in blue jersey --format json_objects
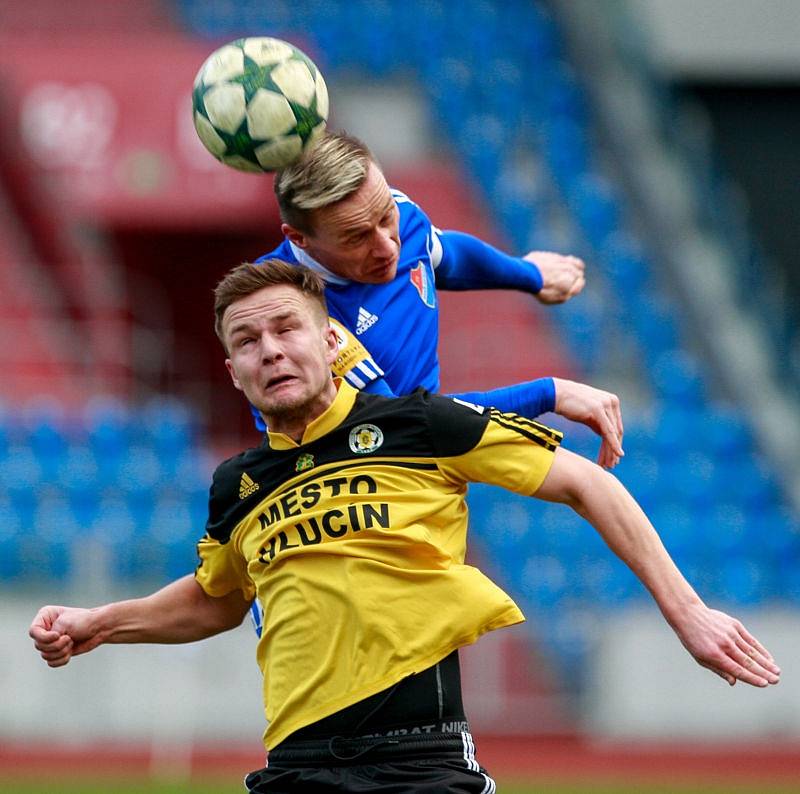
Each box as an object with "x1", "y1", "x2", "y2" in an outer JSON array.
[{"x1": 255, "y1": 131, "x2": 624, "y2": 468}]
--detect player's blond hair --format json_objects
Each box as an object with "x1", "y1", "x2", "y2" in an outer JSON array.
[
  {"x1": 274, "y1": 131, "x2": 375, "y2": 232},
  {"x1": 213, "y1": 260, "x2": 328, "y2": 352}
]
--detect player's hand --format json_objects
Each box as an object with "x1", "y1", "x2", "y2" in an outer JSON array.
[
  {"x1": 553, "y1": 378, "x2": 624, "y2": 468},
  {"x1": 524, "y1": 251, "x2": 585, "y2": 304},
  {"x1": 29, "y1": 605, "x2": 103, "y2": 668},
  {"x1": 671, "y1": 603, "x2": 781, "y2": 688}
]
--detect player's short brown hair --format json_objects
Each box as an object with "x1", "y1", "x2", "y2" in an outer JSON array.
[
  {"x1": 213, "y1": 260, "x2": 328, "y2": 351},
  {"x1": 274, "y1": 131, "x2": 375, "y2": 233}
]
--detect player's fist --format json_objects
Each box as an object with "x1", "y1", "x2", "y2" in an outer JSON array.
[
  {"x1": 525, "y1": 251, "x2": 585, "y2": 304},
  {"x1": 29, "y1": 605, "x2": 102, "y2": 667}
]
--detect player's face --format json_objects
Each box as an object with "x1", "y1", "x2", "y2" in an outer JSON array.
[
  {"x1": 287, "y1": 163, "x2": 400, "y2": 284},
  {"x1": 223, "y1": 285, "x2": 339, "y2": 434}
]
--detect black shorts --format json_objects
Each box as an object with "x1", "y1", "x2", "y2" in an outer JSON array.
[{"x1": 244, "y1": 732, "x2": 496, "y2": 793}]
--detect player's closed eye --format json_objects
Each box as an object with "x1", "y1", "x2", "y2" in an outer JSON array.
[{"x1": 346, "y1": 233, "x2": 368, "y2": 245}]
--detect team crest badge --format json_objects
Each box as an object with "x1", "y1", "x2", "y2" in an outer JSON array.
[
  {"x1": 349, "y1": 423, "x2": 384, "y2": 454},
  {"x1": 295, "y1": 453, "x2": 315, "y2": 472},
  {"x1": 410, "y1": 262, "x2": 436, "y2": 308}
]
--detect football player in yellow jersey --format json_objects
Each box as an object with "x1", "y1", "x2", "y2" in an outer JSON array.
[{"x1": 30, "y1": 261, "x2": 780, "y2": 793}]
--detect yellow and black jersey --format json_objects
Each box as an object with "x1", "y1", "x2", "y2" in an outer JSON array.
[{"x1": 195, "y1": 381, "x2": 562, "y2": 749}]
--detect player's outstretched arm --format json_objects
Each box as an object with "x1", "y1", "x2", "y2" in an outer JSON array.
[
  {"x1": 436, "y1": 232, "x2": 583, "y2": 305},
  {"x1": 29, "y1": 575, "x2": 251, "y2": 669},
  {"x1": 523, "y1": 251, "x2": 585, "y2": 304},
  {"x1": 534, "y1": 449, "x2": 781, "y2": 688}
]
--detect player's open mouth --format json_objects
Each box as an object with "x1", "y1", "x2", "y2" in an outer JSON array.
[{"x1": 265, "y1": 374, "x2": 296, "y2": 390}]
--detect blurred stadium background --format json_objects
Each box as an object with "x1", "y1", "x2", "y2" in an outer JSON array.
[{"x1": 1, "y1": 0, "x2": 799, "y2": 791}]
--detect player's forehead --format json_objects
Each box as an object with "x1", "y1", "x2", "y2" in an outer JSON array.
[
  {"x1": 223, "y1": 285, "x2": 315, "y2": 333},
  {"x1": 316, "y1": 163, "x2": 394, "y2": 234}
]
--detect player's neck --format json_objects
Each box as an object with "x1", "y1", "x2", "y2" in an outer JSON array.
[{"x1": 265, "y1": 381, "x2": 338, "y2": 443}]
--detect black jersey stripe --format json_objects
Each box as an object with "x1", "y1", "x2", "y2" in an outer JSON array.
[
  {"x1": 488, "y1": 408, "x2": 563, "y2": 443},
  {"x1": 267, "y1": 458, "x2": 440, "y2": 500},
  {"x1": 488, "y1": 413, "x2": 560, "y2": 451}
]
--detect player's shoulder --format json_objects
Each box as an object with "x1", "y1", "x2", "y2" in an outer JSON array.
[
  {"x1": 255, "y1": 238, "x2": 297, "y2": 264},
  {"x1": 349, "y1": 389, "x2": 490, "y2": 457},
  {"x1": 207, "y1": 444, "x2": 271, "y2": 542}
]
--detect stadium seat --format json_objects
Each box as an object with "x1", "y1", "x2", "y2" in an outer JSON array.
[
  {"x1": 718, "y1": 556, "x2": 769, "y2": 607},
  {"x1": 520, "y1": 554, "x2": 568, "y2": 609},
  {"x1": 650, "y1": 349, "x2": 706, "y2": 404},
  {"x1": 567, "y1": 172, "x2": 623, "y2": 248},
  {"x1": 0, "y1": 502, "x2": 24, "y2": 580}
]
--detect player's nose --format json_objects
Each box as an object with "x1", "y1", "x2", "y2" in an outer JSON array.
[
  {"x1": 372, "y1": 227, "x2": 396, "y2": 258},
  {"x1": 259, "y1": 331, "x2": 284, "y2": 362}
]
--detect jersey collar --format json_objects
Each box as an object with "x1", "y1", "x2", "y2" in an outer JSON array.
[
  {"x1": 289, "y1": 242, "x2": 350, "y2": 286},
  {"x1": 266, "y1": 379, "x2": 358, "y2": 450}
]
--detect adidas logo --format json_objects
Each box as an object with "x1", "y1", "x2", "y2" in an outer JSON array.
[
  {"x1": 355, "y1": 306, "x2": 378, "y2": 335},
  {"x1": 239, "y1": 472, "x2": 260, "y2": 499}
]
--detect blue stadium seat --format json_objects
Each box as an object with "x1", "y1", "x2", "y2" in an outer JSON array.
[
  {"x1": 83, "y1": 398, "x2": 133, "y2": 472},
  {"x1": 752, "y1": 505, "x2": 800, "y2": 563},
  {"x1": 599, "y1": 232, "x2": 650, "y2": 295},
  {"x1": 626, "y1": 295, "x2": 681, "y2": 356},
  {"x1": 25, "y1": 411, "x2": 71, "y2": 466},
  {"x1": 147, "y1": 495, "x2": 199, "y2": 580},
  {"x1": 662, "y1": 451, "x2": 719, "y2": 511},
  {"x1": 701, "y1": 404, "x2": 752, "y2": 458},
  {"x1": 520, "y1": 554, "x2": 568, "y2": 608},
  {"x1": 702, "y1": 502, "x2": 753, "y2": 560},
  {"x1": 776, "y1": 556, "x2": 800, "y2": 604},
  {"x1": 542, "y1": 118, "x2": 590, "y2": 191},
  {"x1": 542, "y1": 62, "x2": 586, "y2": 124},
  {"x1": 114, "y1": 445, "x2": 164, "y2": 495},
  {"x1": 716, "y1": 457, "x2": 776, "y2": 511},
  {"x1": 615, "y1": 450, "x2": 662, "y2": 513},
  {"x1": 650, "y1": 404, "x2": 696, "y2": 459},
  {"x1": 56, "y1": 445, "x2": 100, "y2": 527},
  {"x1": 458, "y1": 113, "x2": 505, "y2": 191},
  {"x1": 567, "y1": 172, "x2": 622, "y2": 248},
  {"x1": 718, "y1": 556, "x2": 769, "y2": 606},
  {"x1": 141, "y1": 398, "x2": 195, "y2": 460},
  {"x1": 0, "y1": 502, "x2": 23, "y2": 581},
  {"x1": 22, "y1": 494, "x2": 79, "y2": 583},
  {"x1": 1, "y1": 445, "x2": 43, "y2": 521},
  {"x1": 0, "y1": 404, "x2": 11, "y2": 458},
  {"x1": 650, "y1": 349, "x2": 705, "y2": 404},
  {"x1": 648, "y1": 501, "x2": 696, "y2": 566},
  {"x1": 554, "y1": 295, "x2": 608, "y2": 367}
]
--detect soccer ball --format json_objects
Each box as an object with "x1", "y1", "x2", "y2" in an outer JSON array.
[{"x1": 192, "y1": 37, "x2": 329, "y2": 173}]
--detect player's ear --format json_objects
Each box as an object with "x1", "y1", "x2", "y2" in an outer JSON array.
[
  {"x1": 282, "y1": 223, "x2": 309, "y2": 249},
  {"x1": 225, "y1": 358, "x2": 244, "y2": 392},
  {"x1": 323, "y1": 324, "x2": 339, "y2": 366}
]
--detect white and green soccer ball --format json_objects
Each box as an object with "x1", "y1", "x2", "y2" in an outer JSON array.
[{"x1": 192, "y1": 37, "x2": 329, "y2": 173}]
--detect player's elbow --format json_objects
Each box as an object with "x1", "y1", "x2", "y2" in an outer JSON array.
[{"x1": 538, "y1": 448, "x2": 617, "y2": 518}]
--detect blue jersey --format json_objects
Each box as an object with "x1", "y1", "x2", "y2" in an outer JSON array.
[{"x1": 259, "y1": 189, "x2": 442, "y2": 396}]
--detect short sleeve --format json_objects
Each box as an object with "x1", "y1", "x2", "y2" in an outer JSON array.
[
  {"x1": 195, "y1": 534, "x2": 255, "y2": 601},
  {"x1": 194, "y1": 459, "x2": 255, "y2": 600},
  {"x1": 428, "y1": 397, "x2": 563, "y2": 496}
]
